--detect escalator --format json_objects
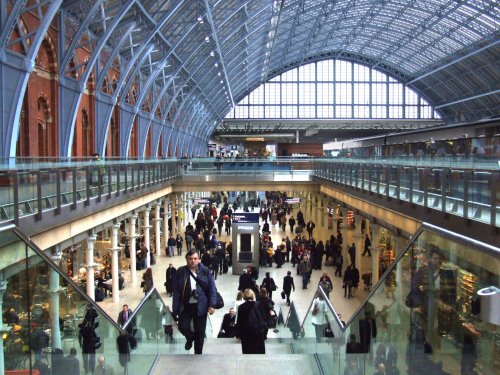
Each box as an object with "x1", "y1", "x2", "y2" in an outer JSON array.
[{"x1": 1, "y1": 222, "x2": 498, "y2": 374}]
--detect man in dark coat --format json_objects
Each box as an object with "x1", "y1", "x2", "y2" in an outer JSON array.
[
  {"x1": 117, "y1": 304, "x2": 136, "y2": 335},
  {"x1": 288, "y1": 216, "x2": 296, "y2": 233},
  {"x1": 362, "y1": 234, "x2": 372, "y2": 256},
  {"x1": 359, "y1": 311, "x2": 377, "y2": 359},
  {"x1": 306, "y1": 220, "x2": 316, "y2": 239},
  {"x1": 282, "y1": 271, "x2": 295, "y2": 306},
  {"x1": 343, "y1": 265, "x2": 354, "y2": 298},
  {"x1": 165, "y1": 264, "x2": 176, "y2": 296},
  {"x1": 348, "y1": 243, "x2": 356, "y2": 266},
  {"x1": 63, "y1": 347, "x2": 80, "y2": 374},
  {"x1": 172, "y1": 249, "x2": 217, "y2": 354},
  {"x1": 219, "y1": 308, "x2": 236, "y2": 338},
  {"x1": 238, "y1": 269, "x2": 254, "y2": 292}
]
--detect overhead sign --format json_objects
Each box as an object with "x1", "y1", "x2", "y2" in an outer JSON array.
[
  {"x1": 285, "y1": 198, "x2": 301, "y2": 204},
  {"x1": 193, "y1": 198, "x2": 212, "y2": 205},
  {"x1": 232, "y1": 213, "x2": 259, "y2": 223}
]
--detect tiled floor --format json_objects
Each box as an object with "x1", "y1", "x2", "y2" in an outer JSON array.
[{"x1": 98, "y1": 204, "x2": 372, "y2": 338}]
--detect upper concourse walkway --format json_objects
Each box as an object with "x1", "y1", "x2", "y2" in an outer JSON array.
[{"x1": 0, "y1": 156, "x2": 497, "y2": 249}]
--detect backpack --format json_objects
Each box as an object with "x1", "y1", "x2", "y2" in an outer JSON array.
[{"x1": 248, "y1": 303, "x2": 267, "y2": 335}]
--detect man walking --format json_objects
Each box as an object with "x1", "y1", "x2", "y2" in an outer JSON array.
[
  {"x1": 298, "y1": 256, "x2": 312, "y2": 289},
  {"x1": 173, "y1": 249, "x2": 217, "y2": 354},
  {"x1": 283, "y1": 271, "x2": 295, "y2": 306}
]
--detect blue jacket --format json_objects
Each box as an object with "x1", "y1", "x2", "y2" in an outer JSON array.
[{"x1": 172, "y1": 264, "x2": 217, "y2": 317}]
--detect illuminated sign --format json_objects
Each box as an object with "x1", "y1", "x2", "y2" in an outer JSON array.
[
  {"x1": 285, "y1": 198, "x2": 301, "y2": 204},
  {"x1": 194, "y1": 198, "x2": 212, "y2": 205},
  {"x1": 232, "y1": 213, "x2": 259, "y2": 223}
]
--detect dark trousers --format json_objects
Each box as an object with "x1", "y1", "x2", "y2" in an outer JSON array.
[
  {"x1": 285, "y1": 291, "x2": 291, "y2": 305},
  {"x1": 82, "y1": 352, "x2": 95, "y2": 374},
  {"x1": 335, "y1": 265, "x2": 342, "y2": 277},
  {"x1": 178, "y1": 303, "x2": 208, "y2": 354}
]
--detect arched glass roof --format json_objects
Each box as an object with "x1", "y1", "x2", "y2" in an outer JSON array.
[{"x1": 0, "y1": 0, "x2": 498, "y2": 157}]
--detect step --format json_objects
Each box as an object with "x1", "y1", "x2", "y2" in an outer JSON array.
[{"x1": 150, "y1": 353, "x2": 322, "y2": 375}]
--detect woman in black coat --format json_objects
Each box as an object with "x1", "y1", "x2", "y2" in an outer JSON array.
[
  {"x1": 235, "y1": 289, "x2": 266, "y2": 354},
  {"x1": 117, "y1": 331, "x2": 136, "y2": 374},
  {"x1": 79, "y1": 320, "x2": 97, "y2": 374}
]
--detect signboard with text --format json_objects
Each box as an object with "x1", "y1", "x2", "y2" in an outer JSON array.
[
  {"x1": 193, "y1": 198, "x2": 212, "y2": 205},
  {"x1": 285, "y1": 198, "x2": 301, "y2": 204},
  {"x1": 232, "y1": 213, "x2": 260, "y2": 223}
]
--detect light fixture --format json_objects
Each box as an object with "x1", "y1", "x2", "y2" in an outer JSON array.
[
  {"x1": 210, "y1": 51, "x2": 215, "y2": 57},
  {"x1": 205, "y1": 36, "x2": 210, "y2": 43},
  {"x1": 214, "y1": 63, "x2": 218, "y2": 67},
  {"x1": 218, "y1": 72, "x2": 221, "y2": 76},
  {"x1": 197, "y1": 16, "x2": 204, "y2": 24},
  {"x1": 220, "y1": 80, "x2": 223, "y2": 83}
]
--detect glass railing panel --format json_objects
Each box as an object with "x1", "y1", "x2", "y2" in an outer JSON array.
[
  {"x1": 341, "y1": 224, "x2": 500, "y2": 375},
  {"x1": 0, "y1": 228, "x2": 125, "y2": 375},
  {"x1": 18, "y1": 171, "x2": 37, "y2": 218},
  {"x1": 40, "y1": 169, "x2": 58, "y2": 215},
  {"x1": 0, "y1": 172, "x2": 15, "y2": 223}
]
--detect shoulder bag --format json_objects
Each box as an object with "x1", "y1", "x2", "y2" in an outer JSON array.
[{"x1": 188, "y1": 269, "x2": 224, "y2": 309}]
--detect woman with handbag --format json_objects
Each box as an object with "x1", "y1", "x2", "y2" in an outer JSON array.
[{"x1": 311, "y1": 293, "x2": 328, "y2": 343}]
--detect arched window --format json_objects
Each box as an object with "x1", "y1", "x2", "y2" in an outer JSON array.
[{"x1": 225, "y1": 59, "x2": 440, "y2": 120}]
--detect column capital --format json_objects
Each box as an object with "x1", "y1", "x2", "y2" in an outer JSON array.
[
  {"x1": 87, "y1": 234, "x2": 97, "y2": 243},
  {"x1": 130, "y1": 213, "x2": 138, "y2": 219},
  {"x1": 82, "y1": 262, "x2": 100, "y2": 269},
  {"x1": 50, "y1": 253, "x2": 62, "y2": 265},
  {"x1": 107, "y1": 246, "x2": 122, "y2": 253}
]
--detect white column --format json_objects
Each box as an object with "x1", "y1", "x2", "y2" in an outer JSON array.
[
  {"x1": 143, "y1": 206, "x2": 152, "y2": 267},
  {"x1": 163, "y1": 197, "x2": 169, "y2": 248},
  {"x1": 129, "y1": 215, "x2": 138, "y2": 286},
  {"x1": 393, "y1": 237, "x2": 404, "y2": 300},
  {"x1": 85, "y1": 232, "x2": 98, "y2": 301},
  {"x1": 170, "y1": 194, "x2": 177, "y2": 238},
  {"x1": 154, "y1": 200, "x2": 162, "y2": 257},
  {"x1": 176, "y1": 194, "x2": 183, "y2": 235},
  {"x1": 371, "y1": 224, "x2": 381, "y2": 284},
  {"x1": 109, "y1": 223, "x2": 122, "y2": 303},
  {"x1": 0, "y1": 279, "x2": 8, "y2": 374},
  {"x1": 49, "y1": 252, "x2": 62, "y2": 350}
]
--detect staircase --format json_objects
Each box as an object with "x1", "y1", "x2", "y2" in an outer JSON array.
[{"x1": 150, "y1": 338, "x2": 324, "y2": 375}]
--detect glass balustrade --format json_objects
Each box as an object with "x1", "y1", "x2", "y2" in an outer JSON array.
[{"x1": 285, "y1": 222, "x2": 499, "y2": 375}]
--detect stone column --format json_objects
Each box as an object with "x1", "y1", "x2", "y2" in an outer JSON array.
[
  {"x1": 163, "y1": 197, "x2": 169, "y2": 248},
  {"x1": 109, "y1": 223, "x2": 122, "y2": 303},
  {"x1": 0, "y1": 279, "x2": 8, "y2": 374},
  {"x1": 49, "y1": 252, "x2": 62, "y2": 350},
  {"x1": 154, "y1": 200, "x2": 162, "y2": 258},
  {"x1": 177, "y1": 194, "x2": 183, "y2": 235},
  {"x1": 143, "y1": 205, "x2": 152, "y2": 267},
  {"x1": 371, "y1": 224, "x2": 381, "y2": 284},
  {"x1": 393, "y1": 236, "x2": 404, "y2": 300},
  {"x1": 170, "y1": 194, "x2": 177, "y2": 238},
  {"x1": 129, "y1": 214, "x2": 138, "y2": 286},
  {"x1": 85, "y1": 232, "x2": 98, "y2": 300}
]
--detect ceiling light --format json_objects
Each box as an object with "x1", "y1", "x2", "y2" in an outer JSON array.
[
  {"x1": 210, "y1": 51, "x2": 215, "y2": 57},
  {"x1": 220, "y1": 80, "x2": 223, "y2": 83},
  {"x1": 218, "y1": 72, "x2": 221, "y2": 76},
  {"x1": 205, "y1": 36, "x2": 210, "y2": 43},
  {"x1": 214, "y1": 63, "x2": 218, "y2": 67},
  {"x1": 197, "y1": 16, "x2": 204, "y2": 24}
]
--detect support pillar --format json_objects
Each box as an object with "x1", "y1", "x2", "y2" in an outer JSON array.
[
  {"x1": 129, "y1": 215, "x2": 138, "y2": 286},
  {"x1": 49, "y1": 252, "x2": 62, "y2": 350},
  {"x1": 85, "y1": 232, "x2": 98, "y2": 301},
  {"x1": 143, "y1": 206, "x2": 152, "y2": 268},
  {"x1": 176, "y1": 194, "x2": 183, "y2": 235},
  {"x1": 371, "y1": 224, "x2": 381, "y2": 285},
  {"x1": 154, "y1": 200, "x2": 162, "y2": 258},
  {"x1": 170, "y1": 194, "x2": 177, "y2": 238},
  {"x1": 0, "y1": 279, "x2": 8, "y2": 374},
  {"x1": 109, "y1": 223, "x2": 122, "y2": 303},
  {"x1": 163, "y1": 197, "x2": 169, "y2": 248}
]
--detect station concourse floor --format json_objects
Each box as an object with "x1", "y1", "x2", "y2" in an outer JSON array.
[{"x1": 98, "y1": 206, "x2": 372, "y2": 339}]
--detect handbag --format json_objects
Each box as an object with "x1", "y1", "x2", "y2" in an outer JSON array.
[
  {"x1": 324, "y1": 323, "x2": 334, "y2": 338},
  {"x1": 94, "y1": 336, "x2": 102, "y2": 350},
  {"x1": 188, "y1": 269, "x2": 224, "y2": 309},
  {"x1": 281, "y1": 291, "x2": 286, "y2": 300}
]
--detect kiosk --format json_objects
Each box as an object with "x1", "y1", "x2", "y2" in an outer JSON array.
[{"x1": 231, "y1": 213, "x2": 260, "y2": 274}]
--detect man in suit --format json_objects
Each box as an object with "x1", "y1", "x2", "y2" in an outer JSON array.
[
  {"x1": 219, "y1": 308, "x2": 236, "y2": 338},
  {"x1": 283, "y1": 271, "x2": 295, "y2": 306},
  {"x1": 117, "y1": 304, "x2": 135, "y2": 335},
  {"x1": 63, "y1": 347, "x2": 80, "y2": 374},
  {"x1": 172, "y1": 249, "x2": 217, "y2": 354}
]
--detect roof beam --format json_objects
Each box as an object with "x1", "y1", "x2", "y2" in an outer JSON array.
[
  {"x1": 434, "y1": 89, "x2": 500, "y2": 109},
  {"x1": 203, "y1": 0, "x2": 235, "y2": 108}
]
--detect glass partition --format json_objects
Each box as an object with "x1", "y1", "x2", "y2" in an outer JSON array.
[
  {"x1": 0, "y1": 226, "x2": 142, "y2": 375},
  {"x1": 281, "y1": 223, "x2": 499, "y2": 375}
]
